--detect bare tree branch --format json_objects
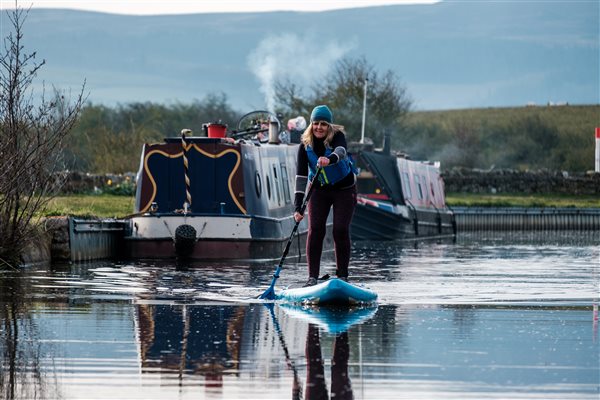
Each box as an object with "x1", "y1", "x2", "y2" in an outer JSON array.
[{"x1": 0, "y1": 4, "x2": 87, "y2": 264}]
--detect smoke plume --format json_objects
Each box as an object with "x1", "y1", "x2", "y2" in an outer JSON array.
[{"x1": 248, "y1": 33, "x2": 355, "y2": 112}]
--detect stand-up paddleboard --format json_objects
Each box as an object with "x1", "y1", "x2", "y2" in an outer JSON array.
[
  {"x1": 276, "y1": 278, "x2": 378, "y2": 305},
  {"x1": 278, "y1": 303, "x2": 378, "y2": 333}
]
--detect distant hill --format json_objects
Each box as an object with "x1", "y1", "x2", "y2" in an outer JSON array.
[
  {"x1": 403, "y1": 104, "x2": 600, "y2": 172},
  {"x1": 3, "y1": 1, "x2": 598, "y2": 111}
]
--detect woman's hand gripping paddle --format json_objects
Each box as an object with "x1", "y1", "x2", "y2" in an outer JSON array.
[{"x1": 259, "y1": 168, "x2": 321, "y2": 300}]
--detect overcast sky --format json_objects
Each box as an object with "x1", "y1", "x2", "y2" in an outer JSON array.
[{"x1": 0, "y1": 0, "x2": 438, "y2": 15}]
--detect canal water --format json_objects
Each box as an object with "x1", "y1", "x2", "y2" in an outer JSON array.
[{"x1": 1, "y1": 231, "x2": 598, "y2": 399}]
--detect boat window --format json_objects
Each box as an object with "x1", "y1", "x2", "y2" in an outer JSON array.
[
  {"x1": 272, "y1": 164, "x2": 281, "y2": 205},
  {"x1": 254, "y1": 171, "x2": 262, "y2": 198},
  {"x1": 402, "y1": 172, "x2": 412, "y2": 199},
  {"x1": 266, "y1": 175, "x2": 271, "y2": 200},
  {"x1": 414, "y1": 174, "x2": 423, "y2": 200},
  {"x1": 280, "y1": 163, "x2": 291, "y2": 203},
  {"x1": 422, "y1": 175, "x2": 429, "y2": 200}
]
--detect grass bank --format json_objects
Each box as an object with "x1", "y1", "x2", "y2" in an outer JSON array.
[
  {"x1": 40, "y1": 193, "x2": 600, "y2": 220},
  {"x1": 446, "y1": 193, "x2": 600, "y2": 208},
  {"x1": 43, "y1": 194, "x2": 135, "y2": 218}
]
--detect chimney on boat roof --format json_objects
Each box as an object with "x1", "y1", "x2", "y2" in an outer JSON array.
[{"x1": 268, "y1": 117, "x2": 280, "y2": 144}]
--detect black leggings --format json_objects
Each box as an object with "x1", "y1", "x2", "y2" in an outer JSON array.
[{"x1": 306, "y1": 185, "x2": 357, "y2": 278}]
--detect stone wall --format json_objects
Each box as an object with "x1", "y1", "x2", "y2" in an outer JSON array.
[
  {"x1": 19, "y1": 217, "x2": 70, "y2": 265},
  {"x1": 43, "y1": 217, "x2": 71, "y2": 261},
  {"x1": 55, "y1": 169, "x2": 599, "y2": 196},
  {"x1": 56, "y1": 171, "x2": 135, "y2": 194},
  {"x1": 442, "y1": 168, "x2": 600, "y2": 195}
]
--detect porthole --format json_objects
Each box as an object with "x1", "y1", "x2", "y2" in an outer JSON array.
[
  {"x1": 254, "y1": 171, "x2": 262, "y2": 198},
  {"x1": 266, "y1": 175, "x2": 271, "y2": 200}
]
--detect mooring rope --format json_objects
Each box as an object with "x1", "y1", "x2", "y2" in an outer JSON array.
[{"x1": 181, "y1": 129, "x2": 192, "y2": 210}]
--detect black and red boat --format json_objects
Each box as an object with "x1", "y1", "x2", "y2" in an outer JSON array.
[
  {"x1": 124, "y1": 111, "x2": 333, "y2": 260},
  {"x1": 350, "y1": 136, "x2": 456, "y2": 240}
]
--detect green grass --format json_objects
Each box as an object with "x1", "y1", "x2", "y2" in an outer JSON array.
[
  {"x1": 42, "y1": 194, "x2": 135, "y2": 219},
  {"x1": 405, "y1": 105, "x2": 600, "y2": 171},
  {"x1": 446, "y1": 193, "x2": 600, "y2": 208}
]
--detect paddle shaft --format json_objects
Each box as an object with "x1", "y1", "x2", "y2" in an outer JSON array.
[
  {"x1": 277, "y1": 168, "x2": 321, "y2": 269},
  {"x1": 258, "y1": 167, "x2": 321, "y2": 299}
]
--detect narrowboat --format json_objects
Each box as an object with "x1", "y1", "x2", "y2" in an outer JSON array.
[
  {"x1": 124, "y1": 111, "x2": 333, "y2": 260},
  {"x1": 349, "y1": 136, "x2": 456, "y2": 240}
]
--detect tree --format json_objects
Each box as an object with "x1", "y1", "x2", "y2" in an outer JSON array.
[
  {"x1": 67, "y1": 93, "x2": 241, "y2": 173},
  {"x1": 274, "y1": 56, "x2": 412, "y2": 147},
  {"x1": 0, "y1": 5, "x2": 86, "y2": 265}
]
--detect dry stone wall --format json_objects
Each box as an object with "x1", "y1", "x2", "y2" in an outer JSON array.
[
  {"x1": 56, "y1": 170, "x2": 599, "y2": 196},
  {"x1": 56, "y1": 171, "x2": 135, "y2": 194},
  {"x1": 442, "y1": 168, "x2": 600, "y2": 195}
]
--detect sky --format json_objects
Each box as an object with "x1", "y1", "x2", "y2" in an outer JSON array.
[
  {"x1": 0, "y1": 0, "x2": 595, "y2": 111},
  {"x1": 0, "y1": 0, "x2": 438, "y2": 15}
]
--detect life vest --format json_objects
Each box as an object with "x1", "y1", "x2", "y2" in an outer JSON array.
[{"x1": 306, "y1": 145, "x2": 357, "y2": 186}]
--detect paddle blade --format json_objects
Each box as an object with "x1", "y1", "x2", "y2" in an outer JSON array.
[
  {"x1": 258, "y1": 266, "x2": 281, "y2": 300},
  {"x1": 258, "y1": 284, "x2": 276, "y2": 300}
]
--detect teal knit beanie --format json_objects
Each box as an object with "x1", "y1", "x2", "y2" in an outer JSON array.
[{"x1": 310, "y1": 105, "x2": 333, "y2": 123}]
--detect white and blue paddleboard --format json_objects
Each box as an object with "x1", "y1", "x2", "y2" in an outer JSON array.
[{"x1": 276, "y1": 278, "x2": 378, "y2": 305}]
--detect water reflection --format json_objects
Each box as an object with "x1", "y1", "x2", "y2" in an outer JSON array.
[
  {"x1": 1, "y1": 298, "x2": 598, "y2": 399},
  {"x1": 1, "y1": 231, "x2": 599, "y2": 399},
  {"x1": 0, "y1": 269, "x2": 59, "y2": 400},
  {"x1": 457, "y1": 230, "x2": 600, "y2": 246},
  {"x1": 136, "y1": 304, "x2": 246, "y2": 382},
  {"x1": 133, "y1": 300, "x2": 378, "y2": 398},
  {"x1": 266, "y1": 304, "x2": 303, "y2": 400},
  {"x1": 266, "y1": 303, "x2": 375, "y2": 400},
  {"x1": 278, "y1": 304, "x2": 378, "y2": 334},
  {"x1": 305, "y1": 325, "x2": 352, "y2": 400}
]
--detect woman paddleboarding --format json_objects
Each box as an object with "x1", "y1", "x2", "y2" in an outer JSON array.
[{"x1": 294, "y1": 105, "x2": 358, "y2": 287}]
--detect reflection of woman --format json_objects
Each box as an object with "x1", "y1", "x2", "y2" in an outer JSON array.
[
  {"x1": 294, "y1": 105, "x2": 357, "y2": 287},
  {"x1": 305, "y1": 324, "x2": 353, "y2": 400}
]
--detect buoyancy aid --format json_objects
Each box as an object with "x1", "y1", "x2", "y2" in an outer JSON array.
[{"x1": 306, "y1": 145, "x2": 357, "y2": 186}]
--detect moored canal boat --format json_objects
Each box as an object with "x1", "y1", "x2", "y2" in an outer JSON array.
[
  {"x1": 350, "y1": 138, "x2": 456, "y2": 240},
  {"x1": 124, "y1": 111, "x2": 333, "y2": 260}
]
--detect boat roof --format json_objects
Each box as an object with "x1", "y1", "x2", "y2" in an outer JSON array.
[{"x1": 360, "y1": 151, "x2": 405, "y2": 205}]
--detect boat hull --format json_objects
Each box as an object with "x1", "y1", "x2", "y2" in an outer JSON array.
[
  {"x1": 126, "y1": 235, "x2": 307, "y2": 261},
  {"x1": 276, "y1": 278, "x2": 378, "y2": 305},
  {"x1": 124, "y1": 213, "x2": 334, "y2": 261},
  {"x1": 352, "y1": 198, "x2": 456, "y2": 240}
]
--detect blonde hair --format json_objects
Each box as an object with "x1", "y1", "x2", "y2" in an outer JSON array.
[{"x1": 301, "y1": 123, "x2": 345, "y2": 149}]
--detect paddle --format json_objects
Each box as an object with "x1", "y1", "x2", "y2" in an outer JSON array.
[
  {"x1": 263, "y1": 303, "x2": 303, "y2": 398},
  {"x1": 259, "y1": 167, "x2": 322, "y2": 300}
]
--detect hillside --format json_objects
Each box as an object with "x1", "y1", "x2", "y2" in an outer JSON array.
[
  {"x1": 2, "y1": 1, "x2": 597, "y2": 111},
  {"x1": 400, "y1": 104, "x2": 599, "y2": 172},
  {"x1": 408, "y1": 105, "x2": 599, "y2": 134},
  {"x1": 64, "y1": 101, "x2": 599, "y2": 174}
]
